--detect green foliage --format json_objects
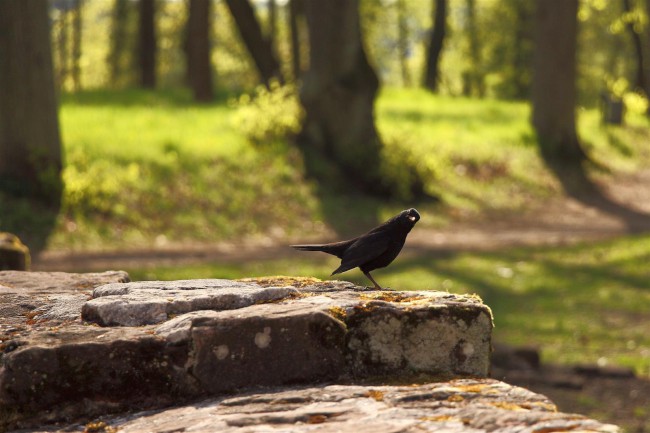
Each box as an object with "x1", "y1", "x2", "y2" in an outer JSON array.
[{"x1": 231, "y1": 81, "x2": 303, "y2": 146}]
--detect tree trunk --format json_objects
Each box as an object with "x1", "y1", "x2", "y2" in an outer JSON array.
[
  {"x1": 511, "y1": 0, "x2": 533, "y2": 99},
  {"x1": 72, "y1": 0, "x2": 83, "y2": 91},
  {"x1": 531, "y1": 0, "x2": 586, "y2": 165},
  {"x1": 224, "y1": 0, "x2": 283, "y2": 87},
  {"x1": 623, "y1": 0, "x2": 646, "y2": 93},
  {"x1": 463, "y1": 0, "x2": 484, "y2": 97},
  {"x1": 185, "y1": 0, "x2": 214, "y2": 102},
  {"x1": 288, "y1": 0, "x2": 304, "y2": 81},
  {"x1": 298, "y1": 0, "x2": 387, "y2": 195},
  {"x1": 138, "y1": 0, "x2": 156, "y2": 89},
  {"x1": 0, "y1": 0, "x2": 63, "y2": 204},
  {"x1": 107, "y1": 0, "x2": 130, "y2": 87},
  {"x1": 647, "y1": 0, "x2": 650, "y2": 115},
  {"x1": 56, "y1": 8, "x2": 69, "y2": 91},
  {"x1": 268, "y1": 0, "x2": 277, "y2": 54},
  {"x1": 423, "y1": 0, "x2": 447, "y2": 92},
  {"x1": 397, "y1": 0, "x2": 411, "y2": 87}
]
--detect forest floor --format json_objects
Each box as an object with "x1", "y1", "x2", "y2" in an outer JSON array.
[{"x1": 32, "y1": 169, "x2": 650, "y2": 432}]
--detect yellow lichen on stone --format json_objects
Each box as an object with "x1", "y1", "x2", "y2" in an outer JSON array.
[
  {"x1": 239, "y1": 276, "x2": 322, "y2": 288},
  {"x1": 366, "y1": 389, "x2": 384, "y2": 401},
  {"x1": 359, "y1": 292, "x2": 426, "y2": 303},
  {"x1": 328, "y1": 306, "x2": 348, "y2": 322},
  {"x1": 454, "y1": 384, "x2": 489, "y2": 393},
  {"x1": 489, "y1": 401, "x2": 529, "y2": 411}
]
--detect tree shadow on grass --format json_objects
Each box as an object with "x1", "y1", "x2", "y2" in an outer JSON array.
[{"x1": 545, "y1": 161, "x2": 650, "y2": 233}]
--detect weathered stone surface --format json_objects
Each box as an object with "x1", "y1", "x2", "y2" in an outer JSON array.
[
  {"x1": 81, "y1": 279, "x2": 300, "y2": 326},
  {"x1": 1, "y1": 277, "x2": 494, "y2": 431},
  {"x1": 0, "y1": 270, "x2": 130, "y2": 331},
  {"x1": 20, "y1": 379, "x2": 619, "y2": 433}
]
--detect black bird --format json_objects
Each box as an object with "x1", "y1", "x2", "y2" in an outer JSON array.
[{"x1": 291, "y1": 208, "x2": 420, "y2": 290}]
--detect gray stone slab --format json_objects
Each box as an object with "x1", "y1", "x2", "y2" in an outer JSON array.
[
  {"x1": 0, "y1": 270, "x2": 130, "y2": 330},
  {"x1": 18, "y1": 379, "x2": 619, "y2": 433},
  {"x1": 82, "y1": 279, "x2": 300, "y2": 326}
]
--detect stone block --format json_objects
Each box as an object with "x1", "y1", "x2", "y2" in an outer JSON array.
[{"x1": 1, "y1": 276, "x2": 494, "y2": 430}]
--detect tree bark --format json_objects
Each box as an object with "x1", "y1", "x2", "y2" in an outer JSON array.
[
  {"x1": 288, "y1": 0, "x2": 304, "y2": 81},
  {"x1": 511, "y1": 0, "x2": 533, "y2": 99},
  {"x1": 185, "y1": 0, "x2": 214, "y2": 102},
  {"x1": 224, "y1": 0, "x2": 283, "y2": 87},
  {"x1": 647, "y1": 0, "x2": 650, "y2": 115},
  {"x1": 138, "y1": 0, "x2": 156, "y2": 89},
  {"x1": 0, "y1": 0, "x2": 63, "y2": 204},
  {"x1": 397, "y1": 0, "x2": 411, "y2": 87},
  {"x1": 423, "y1": 0, "x2": 447, "y2": 92},
  {"x1": 268, "y1": 0, "x2": 277, "y2": 54},
  {"x1": 298, "y1": 0, "x2": 387, "y2": 195},
  {"x1": 531, "y1": 0, "x2": 586, "y2": 165},
  {"x1": 72, "y1": 0, "x2": 83, "y2": 91},
  {"x1": 623, "y1": 0, "x2": 646, "y2": 93},
  {"x1": 56, "y1": 8, "x2": 69, "y2": 91},
  {"x1": 463, "y1": 0, "x2": 484, "y2": 97},
  {"x1": 107, "y1": 0, "x2": 130, "y2": 87}
]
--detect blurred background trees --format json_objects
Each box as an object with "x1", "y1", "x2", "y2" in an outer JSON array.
[
  {"x1": 2, "y1": 0, "x2": 650, "y2": 240},
  {"x1": 39, "y1": 0, "x2": 650, "y2": 104}
]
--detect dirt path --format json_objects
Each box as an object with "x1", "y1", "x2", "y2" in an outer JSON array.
[{"x1": 33, "y1": 170, "x2": 650, "y2": 272}]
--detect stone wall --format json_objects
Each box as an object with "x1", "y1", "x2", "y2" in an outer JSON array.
[{"x1": 0, "y1": 271, "x2": 618, "y2": 432}]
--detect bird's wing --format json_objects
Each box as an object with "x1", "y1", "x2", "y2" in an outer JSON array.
[{"x1": 331, "y1": 231, "x2": 390, "y2": 275}]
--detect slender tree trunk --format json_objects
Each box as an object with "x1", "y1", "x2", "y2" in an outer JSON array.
[
  {"x1": 623, "y1": 0, "x2": 646, "y2": 93},
  {"x1": 138, "y1": 0, "x2": 156, "y2": 89},
  {"x1": 72, "y1": 0, "x2": 83, "y2": 92},
  {"x1": 298, "y1": 0, "x2": 387, "y2": 195},
  {"x1": 268, "y1": 0, "x2": 277, "y2": 54},
  {"x1": 423, "y1": 0, "x2": 447, "y2": 92},
  {"x1": 531, "y1": 0, "x2": 586, "y2": 165},
  {"x1": 185, "y1": 0, "x2": 214, "y2": 102},
  {"x1": 288, "y1": 0, "x2": 304, "y2": 81},
  {"x1": 0, "y1": 0, "x2": 63, "y2": 204},
  {"x1": 646, "y1": 0, "x2": 650, "y2": 115},
  {"x1": 225, "y1": 0, "x2": 283, "y2": 87},
  {"x1": 397, "y1": 0, "x2": 411, "y2": 87},
  {"x1": 464, "y1": 0, "x2": 484, "y2": 97},
  {"x1": 56, "y1": 9, "x2": 69, "y2": 91},
  {"x1": 511, "y1": 0, "x2": 533, "y2": 99},
  {"x1": 107, "y1": 0, "x2": 130, "y2": 87}
]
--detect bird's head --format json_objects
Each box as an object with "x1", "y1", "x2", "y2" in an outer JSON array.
[{"x1": 405, "y1": 208, "x2": 420, "y2": 223}]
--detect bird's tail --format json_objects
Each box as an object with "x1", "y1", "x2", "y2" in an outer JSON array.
[
  {"x1": 291, "y1": 239, "x2": 356, "y2": 259},
  {"x1": 291, "y1": 244, "x2": 327, "y2": 252}
]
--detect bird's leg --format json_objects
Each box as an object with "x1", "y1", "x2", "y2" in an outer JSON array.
[{"x1": 363, "y1": 271, "x2": 384, "y2": 290}]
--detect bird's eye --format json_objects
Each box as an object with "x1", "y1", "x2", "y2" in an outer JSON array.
[{"x1": 408, "y1": 215, "x2": 416, "y2": 221}]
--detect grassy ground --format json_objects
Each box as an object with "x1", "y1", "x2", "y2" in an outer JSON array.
[
  {"x1": 127, "y1": 234, "x2": 650, "y2": 378},
  {"x1": 27, "y1": 87, "x2": 645, "y2": 250}
]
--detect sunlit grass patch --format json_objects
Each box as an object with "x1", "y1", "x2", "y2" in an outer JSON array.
[{"x1": 48, "y1": 87, "x2": 650, "y2": 250}]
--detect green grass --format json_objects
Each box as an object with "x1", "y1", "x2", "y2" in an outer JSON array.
[
  {"x1": 128, "y1": 234, "x2": 650, "y2": 377},
  {"x1": 24, "y1": 86, "x2": 644, "y2": 251}
]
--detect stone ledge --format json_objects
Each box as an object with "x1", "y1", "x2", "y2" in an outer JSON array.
[
  {"x1": 19, "y1": 379, "x2": 619, "y2": 433},
  {"x1": 1, "y1": 275, "x2": 492, "y2": 431}
]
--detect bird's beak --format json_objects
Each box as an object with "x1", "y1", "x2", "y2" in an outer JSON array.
[{"x1": 407, "y1": 209, "x2": 420, "y2": 222}]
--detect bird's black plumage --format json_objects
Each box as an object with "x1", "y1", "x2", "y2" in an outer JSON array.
[{"x1": 291, "y1": 208, "x2": 420, "y2": 290}]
